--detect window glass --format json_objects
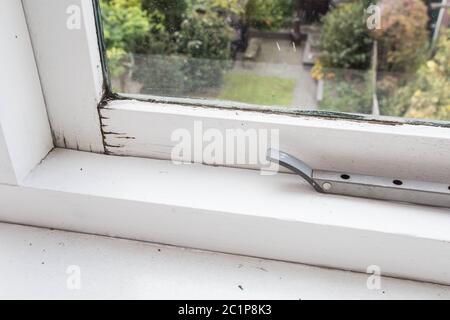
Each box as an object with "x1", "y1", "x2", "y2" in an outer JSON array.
[{"x1": 99, "y1": 0, "x2": 450, "y2": 122}]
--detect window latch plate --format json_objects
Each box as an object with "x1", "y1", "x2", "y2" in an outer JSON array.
[{"x1": 267, "y1": 149, "x2": 450, "y2": 208}]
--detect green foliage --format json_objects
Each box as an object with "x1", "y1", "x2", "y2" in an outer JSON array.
[
  {"x1": 100, "y1": 0, "x2": 149, "y2": 51},
  {"x1": 382, "y1": 30, "x2": 450, "y2": 121},
  {"x1": 133, "y1": 54, "x2": 187, "y2": 97},
  {"x1": 141, "y1": 0, "x2": 187, "y2": 33},
  {"x1": 319, "y1": 70, "x2": 373, "y2": 114},
  {"x1": 135, "y1": 4, "x2": 235, "y2": 96},
  {"x1": 176, "y1": 10, "x2": 233, "y2": 59},
  {"x1": 376, "y1": 73, "x2": 405, "y2": 115},
  {"x1": 133, "y1": 10, "x2": 176, "y2": 55},
  {"x1": 375, "y1": 0, "x2": 429, "y2": 72},
  {"x1": 245, "y1": 0, "x2": 294, "y2": 31},
  {"x1": 100, "y1": 0, "x2": 150, "y2": 79},
  {"x1": 318, "y1": 1, "x2": 373, "y2": 69},
  {"x1": 102, "y1": 0, "x2": 236, "y2": 95},
  {"x1": 187, "y1": 0, "x2": 245, "y2": 15},
  {"x1": 106, "y1": 47, "x2": 127, "y2": 78},
  {"x1": 175, "y1": 9, "x2": 234, "y2": 92},
  {"x1": 210, "y1": 0, "x2": 246, "y2": 14}
]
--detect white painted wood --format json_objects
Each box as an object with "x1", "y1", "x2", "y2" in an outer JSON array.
[
  {"x1": 0, "y1": 133, "x2": 17, "y2": 185},
  {"x1": 15, "y1": 0, "x2": 450, "y2": 189},
  {"x1": 0, "y1": 0, "x2": 446, "y2": 294},
  {"x1": 1, "y1": 222, "x2": 449, "y2": 300},
  {"x1": 103, "y1": 100, "x2": 450, "y2": 184},
  {"x1": 1, "y1": 148, "x2": 449, "y2": 285},
  {"x1": 22, "y1": 0, "x2": 104, "y2": 153},
  {"x1": 0, "y1": 0, "x2": 53, "y2": 185}
]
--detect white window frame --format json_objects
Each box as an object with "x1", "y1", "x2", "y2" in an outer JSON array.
[
  {"x1": 22, "y1": 0, "x2": 104, "y2": 153},
  {"x1": 22, "y1": 0, "x2": 450, "y2": 184},
  {"x1": 1, "y1": 0, "x2": 450, "y2": 285}
]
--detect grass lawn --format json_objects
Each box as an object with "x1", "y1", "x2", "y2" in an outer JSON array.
[{"x1": 218, "y1": 73, "x2": 295, "y2": 107}]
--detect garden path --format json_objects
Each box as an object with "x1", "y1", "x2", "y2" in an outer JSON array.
[{"x1": 232, "y1": 39, "x2": 318, "y2": 109}]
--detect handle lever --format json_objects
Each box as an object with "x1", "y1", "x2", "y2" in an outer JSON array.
[
  {"x1": 266, "y1": 149, "x2": 450, "y2": 208},
  {"x1": 266, "y1": 149, "x2": 324, "y2": 193}
]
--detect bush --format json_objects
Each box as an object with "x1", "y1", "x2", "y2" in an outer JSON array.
[
  {"x1": 375, "y1": 0, "x2": 429, "y2": 72},
  {"x1": 176, "y1": 9, "x2": 233, "y2": 60},
  {"x1": 319, "y1": 70, "x2": 373, "y2": 114},
  {"x1": 188, "y1": 0, "x2": 245, "y2": 15},
  {"x1": 141, "y1": 0, "x2": 187, "y2": 33},
  {"x1": 175, "y1": 8, "x2": 234, "y2": 92},
  {"x1": 100, "y1": 0, "x2": 151, "y2": 87},
  {"x1": 106, "y1": 47, "x2": 128, "y2": 79},
  {"x1": 245, "y1": 0, "x2": 294, "y2": 31},
  {"x1": 376, "y1": 73, "x2": 408, "y2": 116},
  {"x1": 135, "y1": 6, "x2": 235, "y2": 96},
  {"x1": 383, "y1": 30, "x2": 450, "y2": 121},
  {"x1": 100, "y1": 0, "x2": 150, "y2": 51},
  {"x1": 318, "y1": 1, "x2": 373, "y2": 69},
  {"x1": 133, "y1": 54, "x2": 187, "y2": 97},
  {"x1": 133, "y1": 10, "x2": 177, "y2": 55}
]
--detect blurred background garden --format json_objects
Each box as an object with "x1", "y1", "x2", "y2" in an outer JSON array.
[{"x1": 100, "y1": 0, "x2": 450, "y2": 121}]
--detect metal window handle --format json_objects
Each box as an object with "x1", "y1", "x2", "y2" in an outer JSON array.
[
  {"x1": 267, "y1": 149, "x2": 324, "y2": 193},
  {"x1": 267, "y1": 149, "x2": 450, "y2": 208}
]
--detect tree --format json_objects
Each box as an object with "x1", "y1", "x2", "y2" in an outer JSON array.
[
  {"x1": 100, "y1": 0, "x2": 150, "y2": 88},
  {"x1": 101, "y1": 0, "x2": 149, "y2": 51},
  {"x1": 385, "y1": 29, "x2": 450, "y2": 120},
  {"x1": 175, "y1": 7, "x2": 234, "y2": 92},
  {"x1": 245, "y1": 0, "x2": 294, "y2": 31},
  {"x1": 136, "y1": 3, "x2": 235, "y2": 96},
  {"x1": 133, "y1": 10, "x2": 176, "y2": 55},
  {"x1": 319, "y1": 70, "x2": 373, "y2": 114},
  {"x1": 187, "y1": 0, "x2": 246, "y2": 15},
  {"x1": 375, "y1": 0, "x2": 429, "y2": 72},
  {"x1": 317, "y1": 1, "x2": 373, "y2": 70},
  {"x1": 141, "y1": 0, "x2": 187, "y2": 33}
]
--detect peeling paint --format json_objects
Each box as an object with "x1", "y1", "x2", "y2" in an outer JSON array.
[
  {"x1": 102, "y1": 92, "x2": 450, "y2": 129},
  {"x1": 104, "y1": 142, "x2": 125, "y2": 149},
  {"x1": 92, "y1": 0, "x2": 450, "y2": 161},
  {"x1": 92, "y1": 0, "x2": 449, "y2": 158},
  {"x1": 103, "y1": 131, "x2": 126, "y2": 136}
]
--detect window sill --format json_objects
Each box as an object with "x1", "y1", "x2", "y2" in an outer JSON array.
[
  {"x1": 1, "y1": 148, "x2": 450, "y2": 285},
  {"x1": 2, "y1": 222, "x2": 449, "y2": 299}
]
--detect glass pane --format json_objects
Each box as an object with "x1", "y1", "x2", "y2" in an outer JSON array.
[{"x1": 99, "y1": 0, "x2": 450, "y2": 122}]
